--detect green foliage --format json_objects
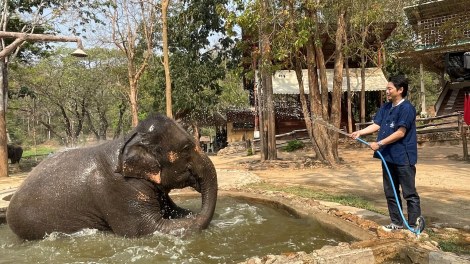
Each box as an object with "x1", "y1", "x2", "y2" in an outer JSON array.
[
  {"x1": 2, "y1": 0, "x2": 109, "y2": 61},
  {"x1": 8, "y1": 47, "x2": 130, "y2": 146},
  {"x1": 426, "y1": 229, "x2": 470, "y2": 255},
  {"x1": 247, "y1": 148, "x2": 253, "y2": 156},
  {"x1": 282, "y1": 139, "x2": 304, "y2": 152},
  {"x1": 201, "y1": 127, "x2": 216, "y2": 137},
  {"x1": 22, "y1": 146, "x2": 57, "y2": 158},
  {"x1": 140, "y1": 0, "x2": 239, "y2": 126},
  {"x1": 217, "y1": 69, "x2": 250, "y2": 111},
  {"x1": 438, "y1": 241, "x2": 470, "y2": 255}
]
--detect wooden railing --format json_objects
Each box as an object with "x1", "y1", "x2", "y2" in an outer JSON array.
[
  {"x1": 355, "y1": 112, "x2": 468, "y2": 160},
  {"x1": 354, "y1": 113, "x2": 463, "y2": 135},
  {"x1": 249, "y1": 113, "x2": 468, "y2": 160}
]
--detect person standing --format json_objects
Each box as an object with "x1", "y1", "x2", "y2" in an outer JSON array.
[{"x1": 351, "y1": 75, "x2": 422, "y2": 232}]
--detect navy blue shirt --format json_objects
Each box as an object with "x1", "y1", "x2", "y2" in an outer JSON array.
[{"x1": 373, "y1": 100, "x2": 418, "y2": 165}]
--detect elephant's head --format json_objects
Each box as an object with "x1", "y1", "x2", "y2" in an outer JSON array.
[{"x1": 116, "y1": 114, "x2": 217, "y2": 229}]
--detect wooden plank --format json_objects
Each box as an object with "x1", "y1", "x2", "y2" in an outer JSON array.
[{"x1": 417, "y1": 126, "x2": 460, "y2": 134}]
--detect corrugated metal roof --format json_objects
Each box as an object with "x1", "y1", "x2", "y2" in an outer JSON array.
[
  {"x1": 404, "y1": 0, "x2": 469, "y2": 27},
  {"x1": 256, "y1": 67, "x2": 387, "y2": 94}
]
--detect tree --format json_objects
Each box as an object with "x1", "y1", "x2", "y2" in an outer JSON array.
[
  {"x1": 10, "y1": 48, "x2": 129, "y2": 146},
  {"x1": 237, "y1": 0, "x2": 348, "y2": 165},
  {"x1": 217, "y1": 69, "x2": 250, "y2": 110},
  {"x1": 347, "y1": 0, "x2": 386, "y2": 123},
  {"x1": 1, "y1": 0, "x2": 104, "y2": 177},
  {"x1": 236, "y1": 0, "x2": 278, "y2": 161},
  {"x1": 102, "y1": 0, "x2": 159, "y2": 127},
  {"x1": 151, "y1": 0, "x2": 234, "y2": 136}
]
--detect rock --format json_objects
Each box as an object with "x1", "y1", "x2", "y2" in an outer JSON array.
[{"x1": 443, "y1": 227, "x2": 459, "y2": 233}]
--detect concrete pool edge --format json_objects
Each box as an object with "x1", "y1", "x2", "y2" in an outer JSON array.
[
  {"x1": 213, "y1": 190, "x2": 469, "y2": 264},
  {"x1": 0, "y1": 189, "x2": 15, "y2": 224}
]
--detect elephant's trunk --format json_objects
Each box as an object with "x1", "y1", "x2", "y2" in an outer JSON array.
[{"x1": 193, "y1": 154, "x2": 218, "y2": 229}]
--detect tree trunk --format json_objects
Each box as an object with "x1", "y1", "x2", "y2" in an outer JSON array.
[
  {"x1": 0, "y1": 59, "x2": 8, "y2": 177},
  {"x1": 346, "y1": 59, "x2": 352, "y2": 133},
  {"x1": 162, "y1": 0, "x2": 173, "y2": 119},
  {"x1": 113, "y1": 101, "x2": 127, "y2": 139},
  {"x1": 360, "y1": 54, "x2": 366, "y2": 123},
  {"x1": 308, "y1": 10, "x2": 335, "y2": 166},
  {"x1": 330, "y1": 9, "x2": 346, "y2": 160},
  {"x1": 360, "y1": 24, "x2": 368, "y2": 123},
  {"x1": 261, "y1": 34, "x2": 276, "y2": 160},
  {"x1": 129, "y1": 77, "x2": 139, "y2": 127},
  {"x1": 259, "y1": 0, "x2": 276, "y2": 160},
  {"x1": 259, "y1": 68, "x2": 268, "y2": 160},
  {"x1": 294, "y1": 55, "x2": 322, "y2": 160},
  {"x1": 191, "y1": 123, "x2": 201, "y2": 151},
  {"x1": 265, "y1": 66, "x2": 277, "y2": 160},
  {"x1": 306, "y1": 39, "x2": 329, "y2": 163},
  {"x1": 315, "y1": 47, "x2": 329, "y2": 121}
]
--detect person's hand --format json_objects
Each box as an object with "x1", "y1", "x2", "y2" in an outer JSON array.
[
  {"x1": 350, "y1": 131, "x2": 361, "y2": 139},
  {"x1": 369, "y1": 142, "x2": 380, "y2": 151}
]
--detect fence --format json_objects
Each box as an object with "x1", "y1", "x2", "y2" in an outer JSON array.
[
  {"x1": 355, "y1": 113, "x2": 468, "y2": 160},
  {"x1": 251, "y1": 113, "x2": 468, "y2": 161}
]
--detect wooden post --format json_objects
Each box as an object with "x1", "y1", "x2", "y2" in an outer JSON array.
[
  {"x1": 420, "y1": 62, "x2": 427, "y2": 117},
  {"x1": 460, "y1": 114, "x2": 469, "y2": 161},
  {"x1": 463, "y1": 126, "x2": 469, "y2": 161}
]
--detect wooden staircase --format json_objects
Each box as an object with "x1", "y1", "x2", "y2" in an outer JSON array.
[{"x1": 435, "y1": 82, "x2": 470, "y2": 116}]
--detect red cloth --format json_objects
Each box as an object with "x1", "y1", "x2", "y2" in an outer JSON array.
[{"x1": 465, "y1": 93, "x2": 470, "y2": 125}]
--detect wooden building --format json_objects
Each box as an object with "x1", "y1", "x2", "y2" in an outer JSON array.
[
  {"x1": 402, "y1": 0, "x2": 470, "y2": 116},
  {"x1": 226, "y1": 67, "x2": 388, "y2": 143}
]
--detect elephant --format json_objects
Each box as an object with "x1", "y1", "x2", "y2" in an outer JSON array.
[
  {"x1": 6, "y1": 114, "x2": 218, "y2": 240},
  {"x1": 7, "y1": 144, "x2": 23, "y2": 164}
]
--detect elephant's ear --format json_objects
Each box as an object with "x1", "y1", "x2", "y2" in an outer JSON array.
[{"x1": 116, "y1": 132, "x2": 162, "y2": 184}]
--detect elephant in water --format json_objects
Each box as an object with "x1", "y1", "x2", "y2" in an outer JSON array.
[{"x1": 7, "y1": 114, "x2": 218, "y2": 240}]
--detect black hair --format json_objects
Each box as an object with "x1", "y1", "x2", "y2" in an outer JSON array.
[{"x1": 388, "y1": 75, "x2": 409, "y2": 97}]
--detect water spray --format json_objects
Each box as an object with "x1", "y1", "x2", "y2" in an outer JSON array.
[{"x1": 311, "y1": 116, "x2": 425, "y2": 236}]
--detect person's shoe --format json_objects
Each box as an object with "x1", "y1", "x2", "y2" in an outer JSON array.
[{"x1": 381, "y1": 223, "x2": 403, "y2": 232}]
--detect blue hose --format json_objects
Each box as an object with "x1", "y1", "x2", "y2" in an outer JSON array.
[{"x1": 354, "y1": 137, "x2": 423, "y2": 235}]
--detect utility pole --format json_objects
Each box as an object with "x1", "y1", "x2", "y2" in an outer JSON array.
[{"x1": 0, "y1": 31, "x2": 86, "y2": 177}]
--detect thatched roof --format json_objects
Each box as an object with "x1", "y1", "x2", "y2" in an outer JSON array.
[
  {"x1": 256, "y1": 67, "x2": 387, "y2": 95},
  {"x1": 226, "y1": 108, "x2": 255, "y2": 123}
]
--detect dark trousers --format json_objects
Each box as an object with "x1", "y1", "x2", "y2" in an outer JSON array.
[{"x1": 382, "y1": 162, "x2": 421, "y2": 226}]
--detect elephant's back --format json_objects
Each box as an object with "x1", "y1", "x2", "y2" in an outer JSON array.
[
  {"x1": 7, "y1": 145, "x2": 115, "y2": 239},
  {"x1": 20, "y1": 142, "x2": 119, "y2": 186},
  {"x1": 18, "y1": 148, "x2": 96, "y2": 189}
]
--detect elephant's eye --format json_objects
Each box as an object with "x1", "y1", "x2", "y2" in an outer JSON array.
[{"x1": 182, "y1": 144, "x2": 190, "y2": 151}]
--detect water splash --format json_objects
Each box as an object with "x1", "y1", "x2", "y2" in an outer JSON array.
[{"x1": 0, "y1": 197, "x2": 352, "y2": 263}]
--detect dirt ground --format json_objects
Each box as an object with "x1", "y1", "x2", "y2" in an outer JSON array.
[
  {"x1": 211, "y1": 142, "x2": 470, "y2": 231},
  {"x1": 1, "y1": 142, "x2": 468, "y2": 233}
]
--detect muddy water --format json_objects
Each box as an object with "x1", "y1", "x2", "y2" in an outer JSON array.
[{"x1": 0, "y1": 197, "x2": 353, "y2": 263}]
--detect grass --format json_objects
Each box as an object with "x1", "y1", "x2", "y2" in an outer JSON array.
[
  {"x1": 22, "y1": 146, "x2": 57, "y2": 158},
  {"x1": 247, "y1": 182, "x2": 387, "y2": 215},
  {"x1": 426, "y1": 229, "x2": 470, "y2": 255},
  {"x1": 282, "y1": 140, "x2": 304, "y2": 152}
]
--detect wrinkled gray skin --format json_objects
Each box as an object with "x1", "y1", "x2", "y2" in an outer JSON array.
[{"x1": 7, "y1": 114, "x2": 218, "y2": 240}]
